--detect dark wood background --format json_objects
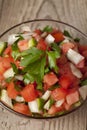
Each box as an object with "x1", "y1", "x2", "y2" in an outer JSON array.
[{"x1": 0, "y1": 0, "x2": 87, "y2": 130}]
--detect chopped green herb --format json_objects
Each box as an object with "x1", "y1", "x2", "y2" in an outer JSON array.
[
  {"x1": 5, "y1": 77, "x2": 13, "y2": 83},
  {"x1": 80, "y1": 79, "x2": 87, "y2": 86},
  {"x1": 11, "y1": 63, "x2": 18, "y2": 74},
  {"x1": 74, "y1": 37, "x2": 80, "y2": 42},
  {"x1": 43, "y1": 25, "x2": 53, "y2": 33},
  {"x1": 63, "y1": 30, "x2": 72, "y2": 38}
]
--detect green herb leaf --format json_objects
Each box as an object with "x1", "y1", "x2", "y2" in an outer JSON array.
[
  {"x1": 5, "y1": 77, "x2": 13, "y2": 83},
  {"x1": 20, "y1": 48, "x2": 44, "y2": 67},
  {"x1": 11, "y1": 35, "x2": 24, "y2": 60},
  {"x1": 47, "y1": 51, "x2": 58, "y2": 73},
  {"x1": 63, "y1": 30, "x2": 72, "y2": 38},
  {"x1": 74, "y1": 37, "x2": 80, "y2": 42},
  {"x1": 11, "y1": 63, "x2": 18, "y2": 74},
  {"x1": 43, "y1": 25, "x2": 53, "y2": 33},
  {"x1": 81, "y1": 79, "x2": 87, "y2": 86},
  {"x1": 51, "y1": 43, "x2": 61, "y2": 58}
]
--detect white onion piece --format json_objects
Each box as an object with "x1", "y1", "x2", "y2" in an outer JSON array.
[
  {"x1": 45, "y1": 34, "x2": 55, "y2": 44},
  {"x1": 55, "y1": 99, "x2": 65, "y2": 107},
  {"x1": 15, "y1": 75, "x2": 23, "y2": 81},
  {"x1": 8, "y1": 34, "x2": 19, "y2": 45},
  {"x1": 15, "y1": 96, "x2": 25, "y2": 102},
  {"x1": 3, "y1": 68, "x2": 15, "y2": 78},
  {"x1": 70, "y1": 63, "x2": 83, "y2": 78},
  {"x1": 67, "y1": 49, "x2": 84, "y2": 65},
  {"x1": 44, "y1": 100, "x2": 50, "y2": 110},
  {"x1": 79, "y1": 85, "x2": 87, "y2": 100},
  {"x1": 1, "y1": 90, "x2": 13, "y2": 108},
  {"x1": 21, "y1": 26, "x2": 31, "y2": 32},
  {"x1": 42, "y1": 90, "x2": 51, "y2": 101},
  {"x1": 28, "y1": 100, "x2": 41, "y2": 113},
  {"x1": 41, "y1": 32, "x2": 47, "y2": 38},
  {"x1": 21, "y1": 33, "x2": 33, "y2": 40}
]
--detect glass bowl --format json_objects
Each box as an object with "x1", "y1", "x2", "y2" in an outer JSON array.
[{"x1": 0, "y1": 19, "x2": 87, "y2": 119}]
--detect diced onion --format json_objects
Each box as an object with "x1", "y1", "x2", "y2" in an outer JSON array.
[
  {"x1": 42, "y1": 90, "x2": 51, "y2": 101},
  {"x1": 70, "y1": 63, "x2": 83, "y2": 78},
  {"x1": 8, "y1": 34, "x2": 18, "y2": 45},
  {"x1": 21, "y1": 26, "x2": 31, "y2": 32},
  {"x1": 15, "y1": 75, "x2": 23, "y2": 81},
  {"x1": 44, "y1": 100, "x2": 50, "y2": 110},
  {"x1": 1, "y1": 89, "x2": 13, "y2": 108},
  {"x1": 45, "y1": 34, "x2": 55, "y2": 44},
  {"x1": 79, "y1": 85, "x2": 87, "y2": 100},
  {"x1": 3, "y1": 68, "x2": 15, "y2": 78},
  {"x1": 28, "y1": 100, "x2": 41, "y2": 113},
  {"x1": 15, "y1": 96, "x2": 25, "y2": 102},
  {"x1": 67, "y1": 49, "x2": 84, "y2": 65},
  {"x1": 55, "y1": 99, "x2": 64, "y2": 107}
]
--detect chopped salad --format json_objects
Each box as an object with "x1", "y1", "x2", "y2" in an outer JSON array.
[{"x1": 0, "y1": 25, "x2": 87, "y2": 117}]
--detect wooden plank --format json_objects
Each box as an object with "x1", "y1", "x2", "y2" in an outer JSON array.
[{"x1": 0, "y1": 0, "x2": 87, "y2": 130}]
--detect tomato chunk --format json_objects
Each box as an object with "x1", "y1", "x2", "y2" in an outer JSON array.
[
  {"x1": 48, "y1": 105, "x2": 64, "y2": 115},
  {"x1": 61, "y1": 42, "x2": 75, "y2": 53},
  {"x1": 18, "y1": 39, "x2": 28, "y2": 51},
  {"x1": 43, "y1": 72, "x2": 58, "y2": 86},
  {"x1": 66, "y1": 91, "x2": 79, "y2": 105},
  {"x1": 21, "y1": 84, "x2": 38, "y2": 102},
  {"x1": 51, "y1": 88, "x2": 67, "y2": 101},
  {"x1": 37, "y1": 39, "x2": 47, "y2": 51},
  {"x1": 52, "y1": 31, "x2": 64, "y2": 42},
  {"x1": 13, "y1": 103, "x2": 30, "y2": 115},
  {"x1": 7, "y1": 82, "x2": 19, "y2": 99},
  {"x1": 59, "y1": 75, "x2": 72, "y2": 89}
]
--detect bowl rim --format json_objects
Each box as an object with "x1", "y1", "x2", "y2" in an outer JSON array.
[{"x1": 0, "y1": 19, "x2": 87, "y2": 119}]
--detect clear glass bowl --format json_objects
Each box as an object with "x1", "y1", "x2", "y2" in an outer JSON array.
[{"x1": 0, "y1": 19, "x2": 87, "y2": 119}]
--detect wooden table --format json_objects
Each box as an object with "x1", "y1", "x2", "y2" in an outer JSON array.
[{"x1": 0, "y1": 0, "x2": 87, "y2": 130}]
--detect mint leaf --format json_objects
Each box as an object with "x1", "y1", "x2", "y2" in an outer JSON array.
[
  {"x1": 74, "y1": 37, "x2": 80, "y2": 42},
  {"x1": 11, "y1": 63, "x2": 18, "y2": 74},
  {"x1": 81, "y1": 79, "x2": 87, "y2": 86}
]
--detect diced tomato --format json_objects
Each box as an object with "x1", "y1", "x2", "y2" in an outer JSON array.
[
  {"x1": 66, "y1": 91, "x2": 79, "y2": 105},
  {"x1": 13, "y1": 103, "x2": 30, "y2": 115},
  {"x1": 82, "y1": 51, "x2": 87, "y2": 59},
  {"x1": 76, "y1": 59, "x2": 85, "y2": 68},
  {"x1": 61, "y1": 42, "x2": 75, "y2": 53},
  {"x1": 3, "y1": 45, "x2": 12, "y2": 55},
  {"x1": 7, "y1": 82, "x2": 19, "y2": 99},
  {"x1": 18, "y1": 39, "x2": 28, "y2": 51},
  {"x1": 51, "y1": 88, "x2": 67, "y2": 101},
  {"x1": 34, "y1": 29, "x2": 42, "y2": 35},
  {"x1": 48, "y1": 105, "x2": 64, "y2": 115},
  {"x1": 52, "y1": 31, "x2": 64, "y2": 42},
  {"x1": 37, "y1": 39, "x2": 47, "y2": 51},
  {"x1": 36, "y1": 90, "x2": 43, "y2": 97},
  {"x1": 57, "y1": 54, "x2": 68, "y2": 65},
  {"x1": 0, "y1": 62, "x2": 5, "y2": 74},
  {"x1": 59, "y1": 75, "x2": 72, "y2": 89},
  {"x1": 43, "y1": 72, "x2": 58, "y2": 86},
  {"x1": 20, "y1": 84, "x2": 38, "y2": 102},
  {"x1": 43, "y1": 83, "x2": 50, "y2": 91},
  {"x1": 78, "y1": 45, "x2": 87, "y2": 52},
  {"x1": 63, "y1": 102, "x2": 71, "y2": 110}
]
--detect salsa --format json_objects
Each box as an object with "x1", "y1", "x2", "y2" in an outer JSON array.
[{"x1": 0, "y1": 25, "x2": 87, "y2": 117}]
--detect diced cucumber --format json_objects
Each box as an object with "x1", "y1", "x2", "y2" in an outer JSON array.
[
  {"x1": 44, "y1": 100, "x2": 50, "y2": 110},
  {"x1": 41, "y1": 90, "x2": 51, "y2": 101},
  {"x1": 28, "y1": 38, "x2": 37, "y2": 48},
  {"x1": 55, "y1": 99, "x2": 65, "y2": 107},
  {"x1": 0, "y1": 42, "x2": 7, "y2": 55},
  {"x1": 28, "y1": 99, "x2": 41, "y2": 113},
  {"x1": 37, "y1": 98, "x2": 45, "y2": 110},
  {"x1": 0, "y1": 89, "x2": 13, "y2": 108},
  {"x1": 3, "y1": 68, "x2": 15, "y2": 78}
]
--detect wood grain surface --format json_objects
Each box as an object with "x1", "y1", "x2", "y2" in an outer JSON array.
[{"x1": 0, "y1": 0, "x2": 87, "y2": 130}]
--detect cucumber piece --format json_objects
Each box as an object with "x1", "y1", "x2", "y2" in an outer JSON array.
[
  {"x1": 0, "y1": 42, "x2": 7, "y2": 55},
  {"x1": 15, "y1": 96, "x2": 25, "y2": 102},
  {"x1": 37, "y1": 98, "x2": 45, "y2": 110},
  {"x1": 0, "y1": 89, "x2": 13, "y2": 108},
  {"x1": 28, "y1": 38, "x2": 37, "y2": 48},
  {"x1": 44, "y1": 99, "x2": 55, "y2": 110},
  {"x1": 28, "y1": 99, "x2": 41, "y2": 113}
]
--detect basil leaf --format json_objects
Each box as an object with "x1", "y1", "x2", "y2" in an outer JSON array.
[
  {"x1": 43, "y1": 25, "x2": 53, "y2": 33},
  {"x1": 51, "y1": 43, "x2": 61, "y2": 57},
  {"x1": 63, "y1": 30, "x2": 72, "y2": 38},
  {"x1": 47, "y1": 51, "x2": 58, "y2": 73}
]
